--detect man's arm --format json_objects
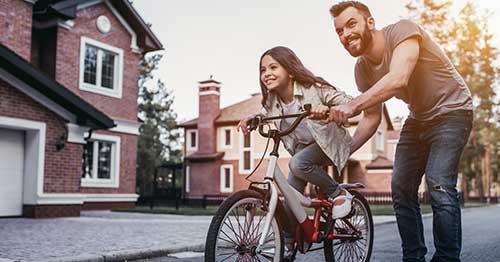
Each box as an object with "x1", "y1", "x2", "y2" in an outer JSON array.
[
  {"x1": 350, "y1": 104, "x2": 382, "y2": 154},
  {"x1": 328, "y1": 37, "x2": 420, "y2": 124}
]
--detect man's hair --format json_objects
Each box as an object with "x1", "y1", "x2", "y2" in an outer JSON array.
[{"x1": 330, "y1": 1, "x2": 372, "y2": 18}]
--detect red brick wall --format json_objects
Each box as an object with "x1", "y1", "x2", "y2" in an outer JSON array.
[
  {"x1": 80, "y1": 130, "x2": 137, "y2": 194},
  {"x1": 349, "y1": 161, "x2": 368, "y2": 186},
  {"x1": 54, "y1": 2, "x2": 141, "y2": 121},
  {"x1": 0, "y1": 0, "x2": 32, "y2": 61},
  {"x1": 0, "y1": 80, "x2": 82, "y2": 193},
  {"x1": 24, "y1": 204, "x2": 81, "y2": 218},
  {"x1": 348, "y1": 160, "x2": 392, "y2": 192},
  {"x1": 82, "y1": 201, "x2": 135, "y2": 210},
  {"x1": 363, "y1": 172, "x2": 392, "y2": 193},
  {"x1": 186, "y1": 159, "x2": 222, "y2": 197}
]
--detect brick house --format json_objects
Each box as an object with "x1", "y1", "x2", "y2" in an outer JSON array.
[
  {"x1": 0, "y1": 0, "x2": 162, "y2": 218},
  {"x1": 178, "y1": 78, "x2": 403, "y2": 201}
]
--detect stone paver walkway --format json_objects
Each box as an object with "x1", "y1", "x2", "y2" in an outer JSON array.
[{"x1": 0, "y1": 211, "x2": 396, "y2": 262}]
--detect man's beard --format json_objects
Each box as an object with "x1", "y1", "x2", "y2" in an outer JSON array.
[{"x1": 344, "y1": 25, "x2": 373, "y2": 57}]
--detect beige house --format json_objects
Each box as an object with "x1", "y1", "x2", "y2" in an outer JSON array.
[{"x1": 179, "y1": 78, "x2": 402, "y2": 200}]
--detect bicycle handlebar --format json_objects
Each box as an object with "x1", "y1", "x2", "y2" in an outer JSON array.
[{"x1": 247, "y1": 104, "x2": 313, "y2": 138}]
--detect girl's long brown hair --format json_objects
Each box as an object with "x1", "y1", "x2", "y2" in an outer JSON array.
[{"x1": 259, "y1": 46, "x2": 333, "y2": 108}]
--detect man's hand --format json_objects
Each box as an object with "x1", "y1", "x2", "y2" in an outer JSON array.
[
  {"x1": 308, "y1": 104, "x2": 330, "y2": 120},
  {"x1": 326, "y1": 103, "x2": 356, "y2": 125}
]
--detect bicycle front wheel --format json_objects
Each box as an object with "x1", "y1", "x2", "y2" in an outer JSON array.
[
  {"x1": 204, "y1": 190, "x2": 284, "y2": 262},
  {"x1": 324, "y1": 190, "x2": 374, "y2": 262}
]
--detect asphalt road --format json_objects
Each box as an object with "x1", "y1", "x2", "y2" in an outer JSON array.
[{"x1": 150, "y1": 204, "x2": 500, "y2": 262}]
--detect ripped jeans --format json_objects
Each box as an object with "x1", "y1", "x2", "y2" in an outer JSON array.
[{"x1": 392, "y1": 109, "x2": 472, "y2": 262}]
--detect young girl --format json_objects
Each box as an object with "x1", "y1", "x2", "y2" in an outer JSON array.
[{"x1": 237, "y1": 46, "x2": 354, "y2": 254}]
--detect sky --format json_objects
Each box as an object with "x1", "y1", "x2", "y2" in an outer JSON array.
[{"x1": 132, "y1": 0, "x2": 500, "y2": 123}]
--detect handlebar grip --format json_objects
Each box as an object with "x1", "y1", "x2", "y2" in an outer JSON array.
[{"x1": 247, "y1": 116, "x2": 259, "y2": 131}]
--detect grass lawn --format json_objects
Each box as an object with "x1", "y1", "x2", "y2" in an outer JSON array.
[{"x1": 112, "y1": 202, "x2": 488, "y2": 216}]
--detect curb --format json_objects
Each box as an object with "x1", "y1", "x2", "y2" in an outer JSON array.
[
  {"x1": 16, "y1": 244, "x2": 205, "y2": 262},
  {"x1": 372, "y1": 213, "x2": 433, "y2": 226}
]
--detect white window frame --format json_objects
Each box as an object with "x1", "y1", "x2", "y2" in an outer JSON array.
[
  {"x1": 185, "y1": 165, "x2": 190, "y2": 193},
  {"x1": 239, "y1": 132, "x2": 253, "y2": 174},
  {"x1": 220, "y1": 164, "x2": 234, "y2": 193},
  {"x1": 187, "y1": 129, "x2": 198, "y2": 151},
  {"x1": 376, "y1": 130, "x2": 385, "y2": 151},
  {"x1": 81, "y1": 133, "x2": 121, "y2": 188},
  {"x1": 79, "y1": 36, "x2": 124, "y2": 98},
  {"x1": 220, "y1": 127, "x2": 232, "y2": 149}
]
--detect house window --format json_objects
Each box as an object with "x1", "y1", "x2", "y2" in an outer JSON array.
[
  {"x1": 239, "y1": 133, "x2": 253, "y2": 174},
  {"x1": 79, "y1": 37, "x2": 123, "y2": 98},
  {"x1": 187, "y1": 130, "x2": 198, "y2": 151},
  {"x1": 376, "y1": 130, "x2": 384, "y2": 151},
  {"x1": 220, "y1": 165, "x2": 233, "y2": 193},
  {"x1": 225, "y1": 129, "x2": 231, "y2": 146},
  {"x1": 221, "y1": 127, "x2": 232, "y2": 148},
  {"x1": 81, "y1": 134, "x2": 120, "y2": 188}
]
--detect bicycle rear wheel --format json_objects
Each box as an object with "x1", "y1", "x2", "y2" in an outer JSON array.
[
  {"x1": 205, "y1": 190, "x2": 284, "y2": 262},
  {"x1": 323, "y1": 190, "x2": 373, "y2": 262}
]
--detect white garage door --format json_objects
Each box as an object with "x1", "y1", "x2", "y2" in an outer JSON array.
[{"x1": 0, "y1": 128, "x2": 24, "y2": 216}]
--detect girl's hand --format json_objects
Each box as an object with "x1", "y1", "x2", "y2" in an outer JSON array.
[
  {"x1": 308, "y1": 104, "x2": 330, "y2": 120},
  {"x1": 237, "y1": 115, "x2": 254, "y2": 135}
]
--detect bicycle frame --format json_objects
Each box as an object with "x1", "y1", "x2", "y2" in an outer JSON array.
[{"x1": 256, "y1": 154, "x2": 356, "y2": 254}]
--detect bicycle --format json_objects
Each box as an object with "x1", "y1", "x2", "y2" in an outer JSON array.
[{"x1": 205, "y1": 104, "x2": 374, "y2": 261}]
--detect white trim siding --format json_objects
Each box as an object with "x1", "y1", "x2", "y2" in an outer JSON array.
[
  {"x1": 199, "y1": 90, "x2": 220, "y2": 96},
  {"x1": 35, "y1": 193, "x2": 139, "y2": 205},
  {"x1": 366, "y1": 169, "x2": 393, "y2": 174},
  {"x1": 376, "y1": 129, "x2": 385, "y2": 151},
  {"x1": 199, "y1": 83, "x2": 221, "y2": 88},
  {"x1": 66, "y1": 123, "x2": 90, "y2": 144},
  {"x1": 110, "y1": 119, "x2": 141, "y2": 135},
  {"x1": 185, "y1": 166, "x2": 190, "y2": 193}
]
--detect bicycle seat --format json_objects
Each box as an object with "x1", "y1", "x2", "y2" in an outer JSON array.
[{"x1": 339, "y1": 183, "x2": 366, "y2": 190}]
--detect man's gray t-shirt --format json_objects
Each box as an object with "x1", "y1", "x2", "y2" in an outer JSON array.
[{"x1": 355, "y1": 19, "x2": 473, "y2": 121}]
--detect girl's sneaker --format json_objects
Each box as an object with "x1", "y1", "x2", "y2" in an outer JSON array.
[{"x1": 328, "y1": 188, "x2": 353, "y2": 219}]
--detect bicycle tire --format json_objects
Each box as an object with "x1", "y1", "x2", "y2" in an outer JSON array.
[
  {"x1": 204, "y1": 190, "x2": 284, "y2": 262},
  {"x1": 323, "y1": 190, "x2": 374, "y2": 262}
]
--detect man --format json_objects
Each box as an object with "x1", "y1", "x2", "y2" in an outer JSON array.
[{"x1": 327, "y1": 1, "x2": 473, "y2": 262}]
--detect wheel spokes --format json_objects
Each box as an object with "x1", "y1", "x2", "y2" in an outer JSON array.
[
  {"x1": 331, "y1": 198, "x2": 370, "y2": 262},
  {"x1": 215, "y1": 198, "x2": 279, "y2": 262}
]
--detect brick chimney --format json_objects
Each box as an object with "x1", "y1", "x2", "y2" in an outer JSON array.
[{"x1": 197, "y1": 77, "x2": 221, "y2": 154}]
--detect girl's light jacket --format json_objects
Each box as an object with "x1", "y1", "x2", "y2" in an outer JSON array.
[{"x1": 259, "y1": 81, "x2": 353, "y2": 174}]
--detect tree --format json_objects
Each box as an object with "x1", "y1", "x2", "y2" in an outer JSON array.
[
  {"x1": 137, "y1": 53, "x2": 181, "y2": 196},
  {"x1": 406, "y1": 0, "x2": 500, "y2": 198}
]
